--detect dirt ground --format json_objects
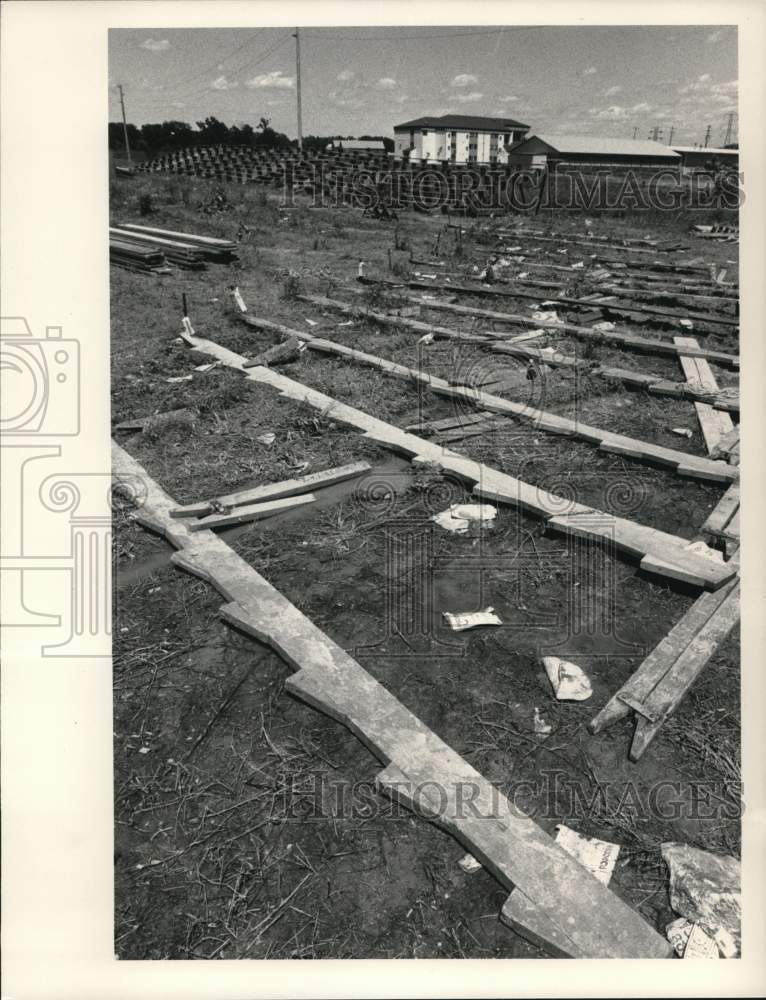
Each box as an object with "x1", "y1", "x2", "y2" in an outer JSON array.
[{"x1": 111, "y1": 174, "x2": 740, "y2": 959}]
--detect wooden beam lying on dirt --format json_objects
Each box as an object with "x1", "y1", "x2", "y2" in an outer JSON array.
[
  {"x1": 491, "y1": 342, "x2": 739, "y2": 414},
  {"x1": 699, "y1": 485, "x2": 740, "y2": 545},
  {"x1": 674, "y1": 336, "x2": 736, "y2": 453},
  {"x1": 170, "y1": 461, "x2": 371, "y2": 518},
  {"x1": 188, "y1": 493, "x2": 316, "y2": 530},
  {"x1": 181, "y1": 326, "x2": 736, "y2": 590},
  {"x1": 407, "y1": 297, "x2": 740, "y2": 370},
  {"x1": 112, "y1": 441, "x2": 673, "y2": 959},
  {"x1": 588, "y1": 561, "x2": 739, "y2": 759},
  {"x1": 710, "y1": 426, "x2": 741, "y2": 462},
  {"x1": 263, "y1": 307, "x2": 736, "y2": 485},
  {"x1": 493, "y1": 229, "x2": 683, "y2": 257},
  {"x1": 401, "y1": 273, "x2": 739, "y2": 328},
  {"x1": 401, "y1": 277, "x2": 740, "y2": 329},
  {"x1": 588, "y1": 578, "x2": 740, "y2": 761}
]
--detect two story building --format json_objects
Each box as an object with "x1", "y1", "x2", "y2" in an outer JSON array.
[{"x1": 393, "y1": 114, "x2": 530, "y2": 165}]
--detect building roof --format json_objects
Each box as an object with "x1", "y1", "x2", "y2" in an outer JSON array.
[
  {"x1": 328, "y1": 139, "x2": 386, "y2": 150},
  {"x1": 515, "y1": 134, "x2": 680, "y2": 158},
  {"x1": 394, "y1": 114, "x2": 529, "y2": 132},
  {"x1": 671, "y1": 146, "x2": 739, "y2": 155}
]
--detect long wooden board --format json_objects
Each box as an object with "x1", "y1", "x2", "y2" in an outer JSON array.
[
  {"x1": 404, "y1": 296, "x2": 740, "y2": 369},
  {"x1": 238, "y1": 309, "x2": 736, "y2": 484},
  {"x1": 112, "y1": 441, "x2": 673, "y2": 959},
  {"x1": 170, "y1": 461, "x2": 371, "y2": 518},
  {"x1": 180, "y1": 327, "x2": 736, "y2": 590},
  {"x1": 674, "y1": 336, "x2": 736, "y2": 453}
]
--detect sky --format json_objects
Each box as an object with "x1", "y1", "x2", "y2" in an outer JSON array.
[{"x1": 108, "y1": 25, "x2": 738, "y2": 147}]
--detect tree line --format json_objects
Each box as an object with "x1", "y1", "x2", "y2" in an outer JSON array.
[{"x1": 108, "y1": 116, "x2": 394, "y2": 157}]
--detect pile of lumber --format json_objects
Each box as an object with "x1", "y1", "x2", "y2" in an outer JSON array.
[
  {"x1": 109, "y1": 224, "x2": 238, "y2": 271},
  {"x1": 109, "y1": 235, "x2": 169, "y2": 274}
]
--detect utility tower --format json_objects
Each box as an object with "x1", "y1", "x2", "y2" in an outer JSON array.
[
  {"x1": 293, "y1": 28, "x2": 303, "y2": 151},
  {"x1": 704, "y1": 124, "x2": 712, "y2": 148},
  {"x1": 668, "y1": 126, "x2": 675, "y2": 145},
  {"x1": 723, "y1": 111, "x2": 736, "y2": 146},
  {"x1": 117, "y1": 84, "x2": 132, "y2": 168}
]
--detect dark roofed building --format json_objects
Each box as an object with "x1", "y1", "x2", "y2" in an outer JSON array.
[
  {"x1": 508, "y1": 134, "x2": 681, "y2": 168},
  {"x1": 393, "y1": 114, "x2": 530, "y2": 164}
]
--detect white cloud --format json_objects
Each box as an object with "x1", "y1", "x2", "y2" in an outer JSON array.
[
  {"x1": 246, "y1": 70, "x2": 294, "y2": 90},
  {"x1": 707, "y1": 29, "x2": 723, "y2": 43},
  {"x1": 590, "y1": 105, "x2": 627, "y2": 120},
  {"x1": 583, "y1": 66, "x2": 597, "y2": 76},
  {"x1": 140, "y1": 38, "x2": 170, "y2": 52},
  {"x1": 499, "y1": 95, "x2": 519, "y2": 103},
  {"x1": 377, "y1": 77, "x2": 397, "y2": 90},
  {"x1": 329, "y1": 90, "x2": 366, "y2": 110},
  {"x1": 604, "y1": 85, "x2": 622, "y2": 97},
  {"x1": 337, "y1": 69, "x2": 355, "y2": 82},
  {"x1": 395, "y1": 94, "x2": 410, "y2": 104},
  {"x1": 455, "y1": 91, "x2": 483, "y2": 103},
  {"x1": 451, "y1": 73, "x2": 478, "y2": 87},
  {"x1": 210, "y1": 75, "x2": 237, "y2": 91},
  {"x1": 631, "y1": 102, "x2": 652, "y2": 113},
  {"x1": 698, "y1": 73, "x2": 711, "y2": 82}
]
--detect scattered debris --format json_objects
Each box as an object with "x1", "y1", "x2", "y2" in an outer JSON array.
[
  {"x1": 193, "y1": 362, "x2": 218, "y2": 373},
  {"x1": 531, "y1": 310, "x2": 563, "y2": 325},
  {"x1": 417, "y1": 332, "x2": 435, "y2": 345},
  {"x1": 165, "y1": 375, "x2": 193, "y2": 384},
  {"x1": 533, "y1": 706, "x2": 552, "y2": 736},
  {"x1": 442, "y1": 607, "x2": 502, "y2": 631},
  {"x1": 256, "y1": 432, "x2": 276, "y2": 446},
  {"x1": 662, "y1": 843, "x2": 741, "y2": 958},
  {"x1": 666, "y1": 918, "x2": 720, "y2": 959},
  {"x1": 432, "y1": 502, "x2": 497, "y2": 534},
  {"x1": 245, "y1": 337, "x2": 305, "y2": 369},
  {"x1": 507, "y1": 329, "x2": 544, "y2": 343},
  {"x1": 671, "y1": 427, "x2": 694, "y2": 438},
  {"x1": 593, "y1": 320, "x2": 616, "y2": 331},
  {"x1": 542, "y1": 656, "x2": 593, "y2": 701},
  {"x1": 458, "y1": 853, "x2": 483, "y2": 874},
  {"x1": 554, "y1": 825, "x2": 619, "y2": 885}
]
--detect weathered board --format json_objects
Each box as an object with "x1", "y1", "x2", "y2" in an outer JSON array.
[
  {"x1": 112, "y1": 441, "x2": 673, "y2": 959},
  {"x1": 674, "y1": 336, "x2": 736, "y2": 453},
  {"x1": 180, "y1": 327, "x2": 736, "y2": 590}
]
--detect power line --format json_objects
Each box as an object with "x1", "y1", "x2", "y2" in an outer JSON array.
[{"x1": 121, "y1": 34, "x2": 292, "y2": 115}]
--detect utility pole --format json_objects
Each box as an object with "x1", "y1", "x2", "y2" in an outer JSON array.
[
  {"x1": 704, "y1": 124, "x2": 711, "y2": 148},
  {"x1": 632, "y1": 126, "x2": 638, "y2": 139},
  {"x1": 668, "y1": 126, "x2": 675, "y2": 145},
  {"x1": 117, "y1": 84, "x2": 132, "y2": 168},
  {"x1": 293, "y1": 28, "x2": 303, "y2": 151},
  {"x1": 723, "y1": 111, "x2": 735, "y2": 146}
]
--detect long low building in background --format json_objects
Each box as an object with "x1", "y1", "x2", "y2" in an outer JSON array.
[
  {"x1": 394, "y1": 114, "x2": 530, "y2": 164},
  {"x1": 507, "y1": 134, "x2": 681, "y2": 169},
  {"x1": 671, "y1": 146, "x2": 739, "y2": 172}
]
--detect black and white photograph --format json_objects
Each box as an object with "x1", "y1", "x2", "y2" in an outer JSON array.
[
  {"x1": 108, "y1": 22, "x2": 742, "y2": 962},
  {"x1": 2, "y1": 3, "x2": 765, "y2": 997}
]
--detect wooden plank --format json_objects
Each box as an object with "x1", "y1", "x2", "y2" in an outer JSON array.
[
  {"x1": 629, "y1": 583, "x2": 740, "y2": 760},
  {"x1": 674, "y1": 336, "x2": 735, "y2": 453},
  {"x1": 410, "y1": 297, "x2": 739, "y2": 369},
  {"x1": 589, "y1": 571, "x2": 738, "y2": 735},
  {"x1": 112, "y1": 441, "x2": 673, "y2": 959},
  {"x1": 710, "y1": 426, "x2": 741, "y2": 461},
  {"x1": 188, "y1": 493, "x2": 316, "y2": 530},
  {"x1": 180, "y1": 327, "x2": 736, "y2": 590},
  {"x1": 244, "y1": 309, "x2": 736, "y2": 485},
  {"x1": 700, "y1": 485, "x2": 740, "y2": 540},
  {"x1": 170, "y1": 461, "x2": 371, "y2": 518}
]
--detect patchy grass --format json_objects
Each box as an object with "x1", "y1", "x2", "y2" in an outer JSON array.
[{"x1": 112, "y1": 174, "x2": 740, "y2": 960}]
